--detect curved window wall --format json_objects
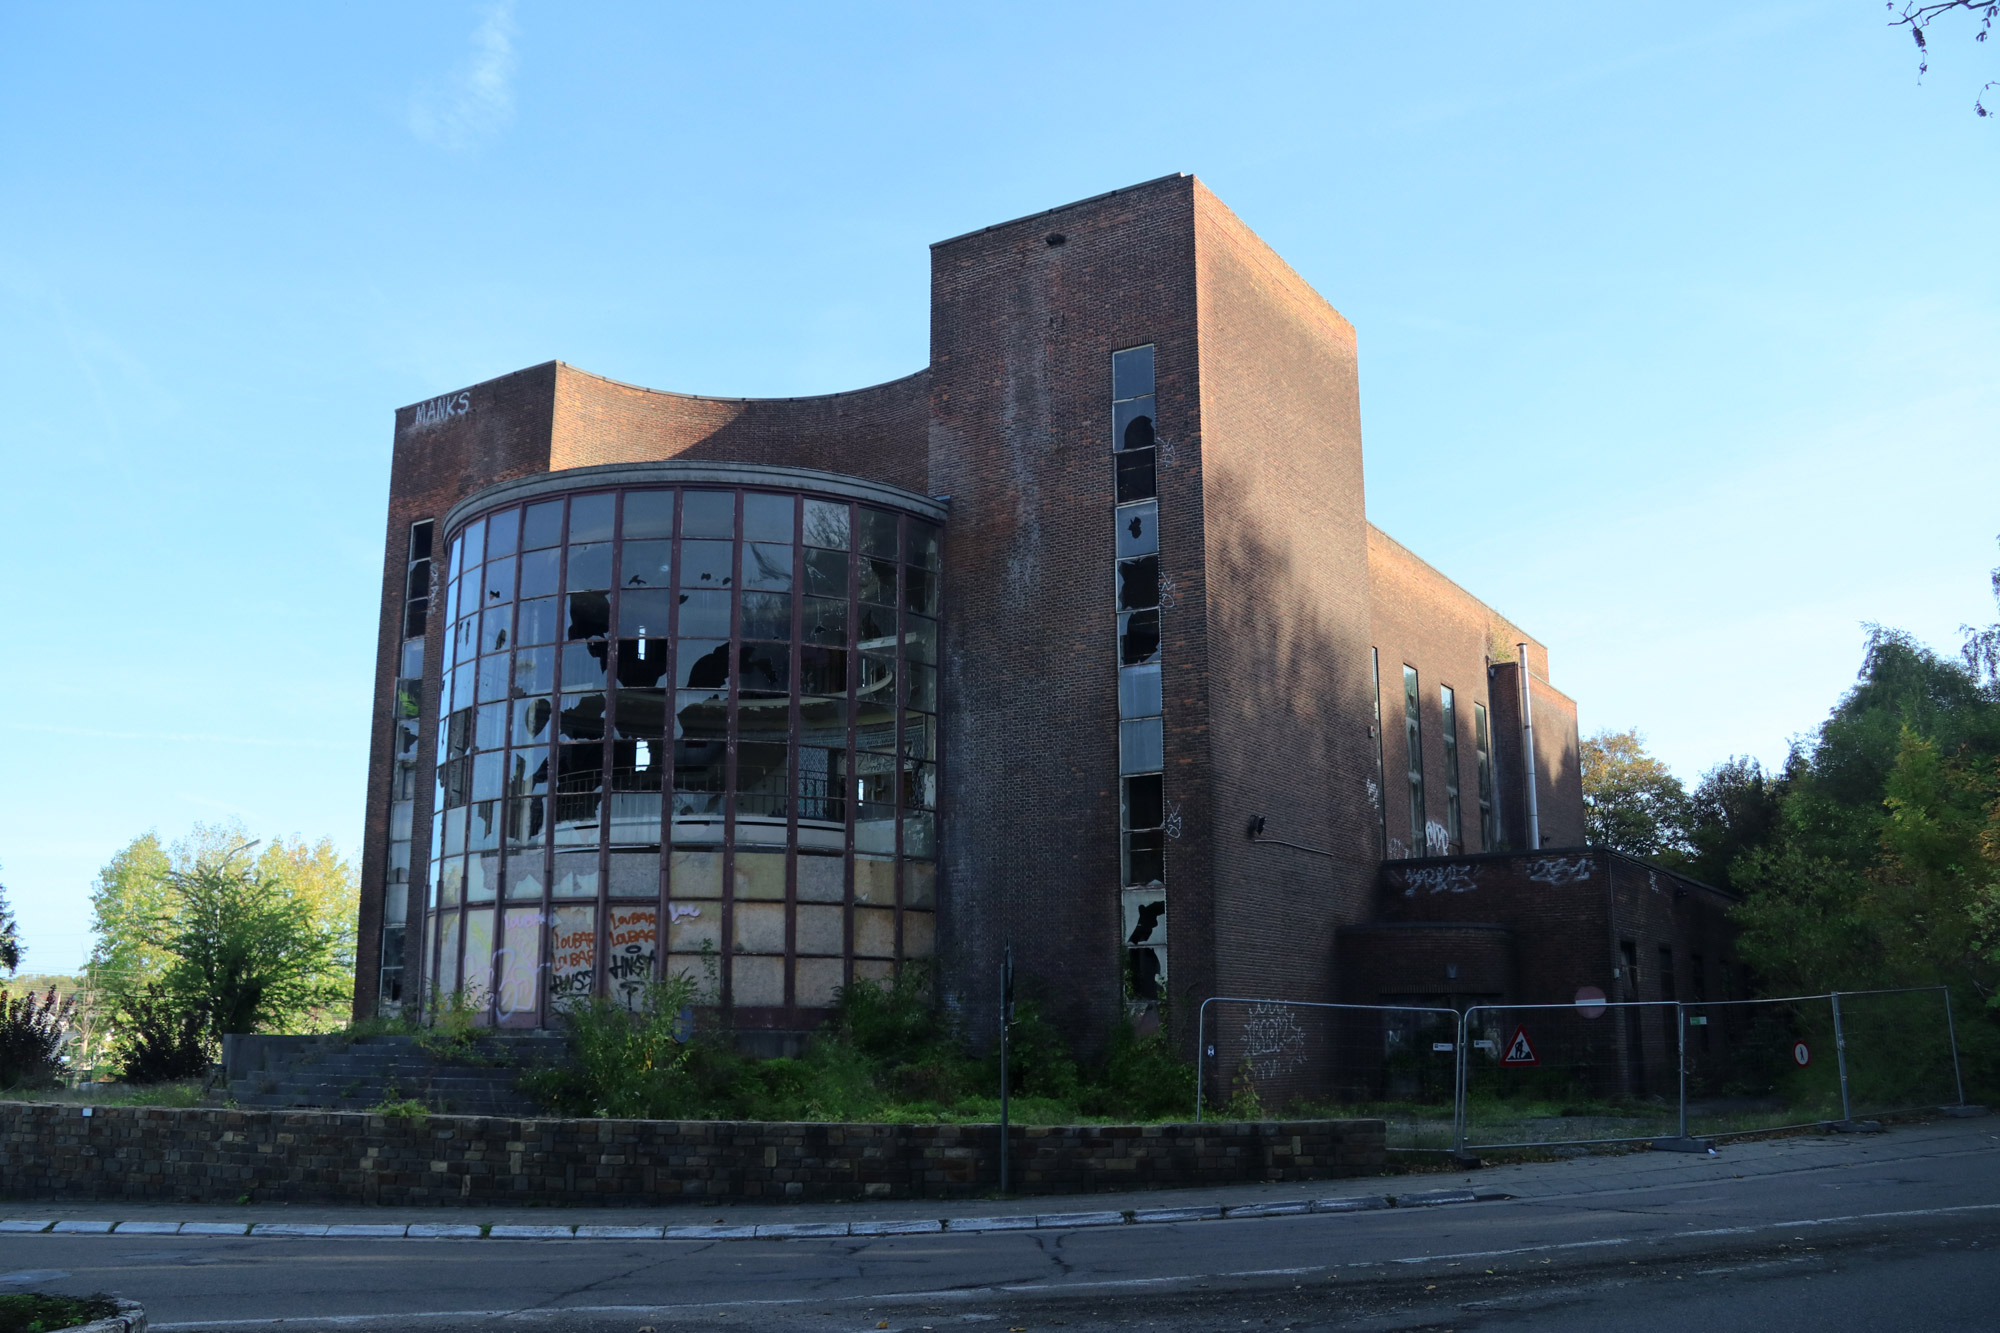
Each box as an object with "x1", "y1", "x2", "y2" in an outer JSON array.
[{"x1": 423, "y1": 470, "x2": 943, "y2": 1026}]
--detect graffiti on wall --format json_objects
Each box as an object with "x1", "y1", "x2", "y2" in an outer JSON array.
[
  {"x1": 1526, "y1": 856, "x2": 1592, "y2": 886},
  {"x1": 411, "y1": 390, "x2": 470, "y2": 432},
  {"x1": 1397, "y1": 863, "x2": 1478, "y2": 897},
  {"x1": 1242, "y1": 1002, "x2": 1309, "y2": 1083}
]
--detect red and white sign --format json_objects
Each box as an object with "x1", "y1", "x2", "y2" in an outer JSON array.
[
  {"x1": 1573, "y1": 986, "x2": 1607, "y2": 1019},
  {"x1": 1501, "y1": 1025, "x2": 1540, "y2": 1067},
  {"x1": 1793, "y1": 1041, "x2": 1811, "y2": 1067}
]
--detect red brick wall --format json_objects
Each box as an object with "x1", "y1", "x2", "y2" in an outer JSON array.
[{"x1": 926, "y1": 175, "x2": 1201, "y2": 1050}]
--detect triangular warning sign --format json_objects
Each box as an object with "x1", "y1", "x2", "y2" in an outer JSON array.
[{"x1": 1501, "y1": 1025, "x2": 1540, "y2": 1066}]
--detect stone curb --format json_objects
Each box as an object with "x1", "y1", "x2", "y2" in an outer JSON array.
[
  {"x1": 4, "y1": 1190, "x2": 1508, "y2": 1244},
  {"x1": 70, "y1": 1298, "x2": 147, "y2": 1333}
]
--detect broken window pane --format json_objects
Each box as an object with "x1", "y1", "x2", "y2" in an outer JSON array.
[
  {"x1": 614, "y1": 687, "x2": 667, "y2": 740},
  {"x1": 1122, "y1": 774, "x2": 1164, "y2": 830},
  {"x1": 617, "y1": 588, "x2": 675, "y2": 639},
  {"x1": 740, "y1": 591, "x2": 792, "y2": 640},
  {"x1": 559, "y1": 691, "x2": 606, "y2": 742},
  {"x1": 857, "y1": 602, "x2": 896, "y2": 646},
  {"x1": 480, "y1": 606, "x2": 511, "y2": 654},
  {"x1": 620, "y1": 539, "x2": 672, "y2": 588},
  {"x1": 799, "y1": 645, "x2": 848, "y2": 696},
  {"x1": 607, "y1": 791, "x2": 662, "y2": 846},
  {"x1": 804, "y1": 548, "x2": 848, "y2": 599},
  {"x1": 901, "y1": 759, "x2": 935, "y2": 809},
  {"x1": 1116, "y1": 500, "x2": 1158, "y2": 559},
  {"x1": 446, "y1": 707, "x2": 474, "y2": 759},
  {"x1": 742, "y1": 542, "x2": 793, "y2": 591},
  {"x1": 1114, "y1": 399, "x2": 1156, "y2": 452},
  {"x1": 621, "y1": 490, "x2": 674, "y2": 539},
  {"x1": 441, "y1": 804, "x2": 468, "y2": 855},
  {"x1": 675, "y1": 590, "x2": 731, "y2": 639},
  {"x1": 559, "y1": 641, "x2": 606, "y2": 690},
  {"x1": 738, "y1": 694, "x2": 789, "y2": 744},
  {"x1": 859, "y1": 556, "x2": 897, "y2": 606},
  {"x1": 505, "y1": 795, "x2": 545, "y2": 847},
  {"x1": 551, "y1": 856, "x2": 599, "y2": 904},
  {"x1": 506, "y1": 748, "x2": 549, "y2": 797},
  {"x1": 522, "y1": 500, "x2": 564, "y2": 550},
  {"x1": 857, "y1": 651, "x2": 896, "y2": 705},
  {"x1": 403, "y1": 597, "x2": 429, "y2": 640},
  {"x1": 1127, "y1": 945, "x2": 1163, "y2": 1001},
  {"x1": 565, "y1": 591, "x2": 611, "y2": 641},
  {"x1": 515, "y1": 596, "x2": 558, "y2": 647},
  {"x1": 853, "y1": 751, "x2": 896, "y2": 805},
  {"x1": 518, "y1": 547, "x2": 560, "y2": 599},
  {"x1": 903, "y1": 810, "x2": 935, "y2": 859},
  {"x1": 905, "y1": 520, "x2": 940, "y2": 570},
  {"x1": 673, "y1": 735, "x2": 727, "y2": 793},
  {"x1": 513, "y1": 695, "x2": 552, "y2": 747},
  {"x1": 858, "y1": 508, "x2": 898, "y2": 558},
  {"x1": 797, "y1": 746, "x2": 847, "y2": 823},
  {"x1": 678, "y1": 539, "x2": 733, "y2": 589},
  {"x1": 484, "y1": 555, "x2": 517, "y2": 604},
  {"x1": 566, "y1": 542, "x2": 612, "y2": 593},
  {"x1": 1117, "y1": 556, "x2": 1159, "y2": 611},
  {"x1": 1112, "y1": 344, "x2": 1155, "y2": 401},
  {"x1": 676, "y1": 690, "x2": 729, "y2": 737},
  {"x1": 742, "y1": 492, "x2": 794, "y2": 542},
  {"x1": 804, "y1": 595, "x2": 847, "y2": 646},
  {"x1": 736, "y1": 740, "x2": 789, "y2": 794},
  {"x1": 1122, "y1": 889, "x2": 1166, "y2": 945},
  {"x1": 616, "y1": 638, "x2": 670, "y2": 689},
  {"x1": 854, "y1": 803, "x2": 897, "y2": 854},
  {"x1": 1119, "y1": 662, "x2": 1162, "y2": 719},
  {"x1": 1119, "y1": 716, "x2": 1164, "y2": 775},
  {"x1": 569, "y1": 493, "x2": 615, "y2": 543},
  {"x1": 803, "y1": 499, "x2": 849, "y2": 550},
  {"x1": 469, "y1": 800, "x2": 502, "y2": 852},
  {"x1": 676, "y1": 640, "x2": 731, "y2": 692},
  {"x1": 738, "y1": 642, "x2": 790, "y2": 695}
]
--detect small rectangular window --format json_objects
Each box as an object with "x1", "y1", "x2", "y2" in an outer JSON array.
[
  {"x1": 1119, "y1": 717, "x2": 1164, "y2": 775},
  {"x1": 1112, "y1": 345, "x2": 1156, "y2": 401},
  {"x1": 1115, "y1": 500, "x2": 1158, "y2": 558},
  {"x1": 1118, "y1": 663, "x2": 1162, "y2": 719},
  {"x1": 1403, "y1": 665, "x2": 1424, "y2": 856},
  {"x1": 1440, "y1": 685, "x2": 1462, "y2": 853},
  {"x1": 1115, "y1": 449, "x2": 1156, "y2": 503}
]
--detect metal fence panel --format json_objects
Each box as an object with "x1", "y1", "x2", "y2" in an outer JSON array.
[
  {"x1": 1458, "y1": 1000, "x2": 1683, "y2": 1150},
  {"x1": 1833, "y1": 987, "x2": 1963, "y2": 1119},
  {"x1": 1195, "y1": 998, "x2": 1460, "y2": 1150},
  {"x1": 1681, "y1": 995, "x2": 1842, "y2": 1139}
]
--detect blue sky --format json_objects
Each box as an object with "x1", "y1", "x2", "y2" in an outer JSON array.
[{"x1": 2, "y1": 2, "x2": 1996, "y2": 973}]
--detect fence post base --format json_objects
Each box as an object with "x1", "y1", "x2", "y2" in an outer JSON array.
[
  {"x1": 1942, "y1": 1104, "x2": 1989, "y2": 1118},
  {"x1": 1650, "y1": 1136, "x2": 1714, "y2": 1153},
  {"x1": 1822, "y1": 1119, "x2": 1885, "y2": 1134}
]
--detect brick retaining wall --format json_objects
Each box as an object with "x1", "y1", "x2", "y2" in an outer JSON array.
[{"x1": 0, "y1": 1103, "x2": 1383, "y2": 1206}]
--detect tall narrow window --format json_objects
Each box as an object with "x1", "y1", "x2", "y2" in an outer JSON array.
[
  {"x1": 1371, "y1": 649, "x2": 1387, "y2": 857},
  {"x1": 1474, "y1": 702, "x2": 1496, "y2": 851},
  {"x1": 1113, "y1": 344, "x2": 1164, "y2": 1003},
  {"x1": 1403, "y1": 666, "x2": 1423, "y2": 857},
  {"x1": 1440, "y1": 685, "x2": 1461, "y2": 854},
  {"x1": 382, "y1": 518, "x2": 434, "y2": 1012}
]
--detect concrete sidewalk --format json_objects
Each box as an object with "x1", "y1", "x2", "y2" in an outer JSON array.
[{"x1": 2, "y1": 1112, "x2": 1990, "y2": 1236}]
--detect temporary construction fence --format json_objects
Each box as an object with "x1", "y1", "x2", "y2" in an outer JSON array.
[
  {"x1": 1194, "y1": 998, "x2": 1462, "y2": 1150},
  {"x1": 1198, "y1": 986, "x2": 1971, "y2": 1155}
]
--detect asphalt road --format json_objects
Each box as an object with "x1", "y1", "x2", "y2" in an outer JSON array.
[{"x1": 3, "y1": 1117, "x2": 1995, "y2": 1331}]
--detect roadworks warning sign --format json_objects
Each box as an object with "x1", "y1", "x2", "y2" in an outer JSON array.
[{"x1": 1501, "y1": 1025, "x2": 1540, "y2": 1067}]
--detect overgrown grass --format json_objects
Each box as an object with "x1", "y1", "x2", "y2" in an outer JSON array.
[
  {"x1": 0, "y1": 1291, "x2": 120, "y2": 1333},
  {"x1": 524, "y1": 965, "x2": 1199, "y2": 1124}
]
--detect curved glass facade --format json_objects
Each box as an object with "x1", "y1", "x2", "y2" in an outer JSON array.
[{"x1": 422, "y1": 471, "x2": 942, "y2": 1025}]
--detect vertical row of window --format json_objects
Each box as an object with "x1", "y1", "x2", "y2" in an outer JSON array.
[
  {"x1": 1113, "y1": 345, "x2": 1166, "y2": 1002},
  {"x1": 1371, "y1": 650, "x2": 1387, "y2": 855},
  {"x1": 379, "y1": 519, "x2": 433, "y2": 1011},
  {"x1": 1380, "y1": 663, "x2": 1494, "y2": 859}
]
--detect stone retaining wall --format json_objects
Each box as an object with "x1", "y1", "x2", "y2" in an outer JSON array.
[{"x1": 0, "y1": 1102, "x2": 1383, "y2": 1206}]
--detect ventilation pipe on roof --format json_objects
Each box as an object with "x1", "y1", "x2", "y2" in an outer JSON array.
[{"x1": 1518, "y1": 642, "x2": 1541, "y2": 850}]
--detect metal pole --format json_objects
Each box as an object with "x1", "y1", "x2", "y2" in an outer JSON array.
[
  {"x1": 1941, "y1": 985, "x2": 1967, "y2": 1107},
  {"x1": 1517, "y1": 643, "x2": 1540, "y2": 850},
  {"x1": 998, "y1": 945, "x2": 1013, "y2": 1195},
  {"x1": 1195, "y1": 999, "x2": 1208, "y2": 1124},
  {"x1": 1676, "y1": 1002, "x2": 1687, "y2": 1140},
  {"x1": 1455, "y1": 1007, "x2": 1470, "y2": 1155},
  {"x1": 1830, "y1": 991, "x2": 1852, "y2": 1124}
]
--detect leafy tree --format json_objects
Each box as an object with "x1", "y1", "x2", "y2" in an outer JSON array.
[
  {"x1": 1682, "y1": 756, "x2": 1789, "y2": 892},
  {"x1": 137, "y1": 856, "x2": 350, "y2": 1049},
  {"x1": 1580, "y1": 728, "x2": 1690, "y2": 858},
  {"x1": 1890, "y1": 2, "x2": 1999, "y2": 117},
  {"x1": 87, "y1": 822, "x2": 356, "y2": 1022},
  {"x1": 0, "y1": 875, "x2": 19, "y2": 975},
  {"x1": 0, "y1": 987, "x2": 75, "y2": 1088}
]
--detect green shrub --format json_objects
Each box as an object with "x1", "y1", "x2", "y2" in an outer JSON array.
[
  {"x1": 522, "y1": 972, "x2": 705, "y2": 1119},
  {"x1": 0, "y1": 988, "x2": 75, "y2": 1090},
  {"x1": 115, "y1": 983, "x2": 211, "y2": 1084}
]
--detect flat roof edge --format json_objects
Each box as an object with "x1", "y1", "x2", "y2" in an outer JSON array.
[{"x1": 929, "y1": 174, "x2": 1190, "y2": 249}]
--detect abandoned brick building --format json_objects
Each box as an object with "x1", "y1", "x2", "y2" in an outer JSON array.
[{"x1": 354, "y1": 174, "x2": 1736, "y2": 1073}]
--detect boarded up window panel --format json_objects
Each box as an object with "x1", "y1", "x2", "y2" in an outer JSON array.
[
  {"x1": 496, "y1": 908, "x2": 541, "y2": 1021},
  {"x1": 606, "y1": 906, "x2": 657, "y2": 1011}
]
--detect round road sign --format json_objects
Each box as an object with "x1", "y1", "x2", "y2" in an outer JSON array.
[
  {"x1": 1793, "y1": 1040, "x2": 1811, "y2": 1067},
  {"x1": 1573, "y1": 985, "x2": 1607, "y2": 1019}
]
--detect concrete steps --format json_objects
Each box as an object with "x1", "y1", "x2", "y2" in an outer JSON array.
[{"x1": 220, "y1": 1034, "x2": 565, "y2": 1117}]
